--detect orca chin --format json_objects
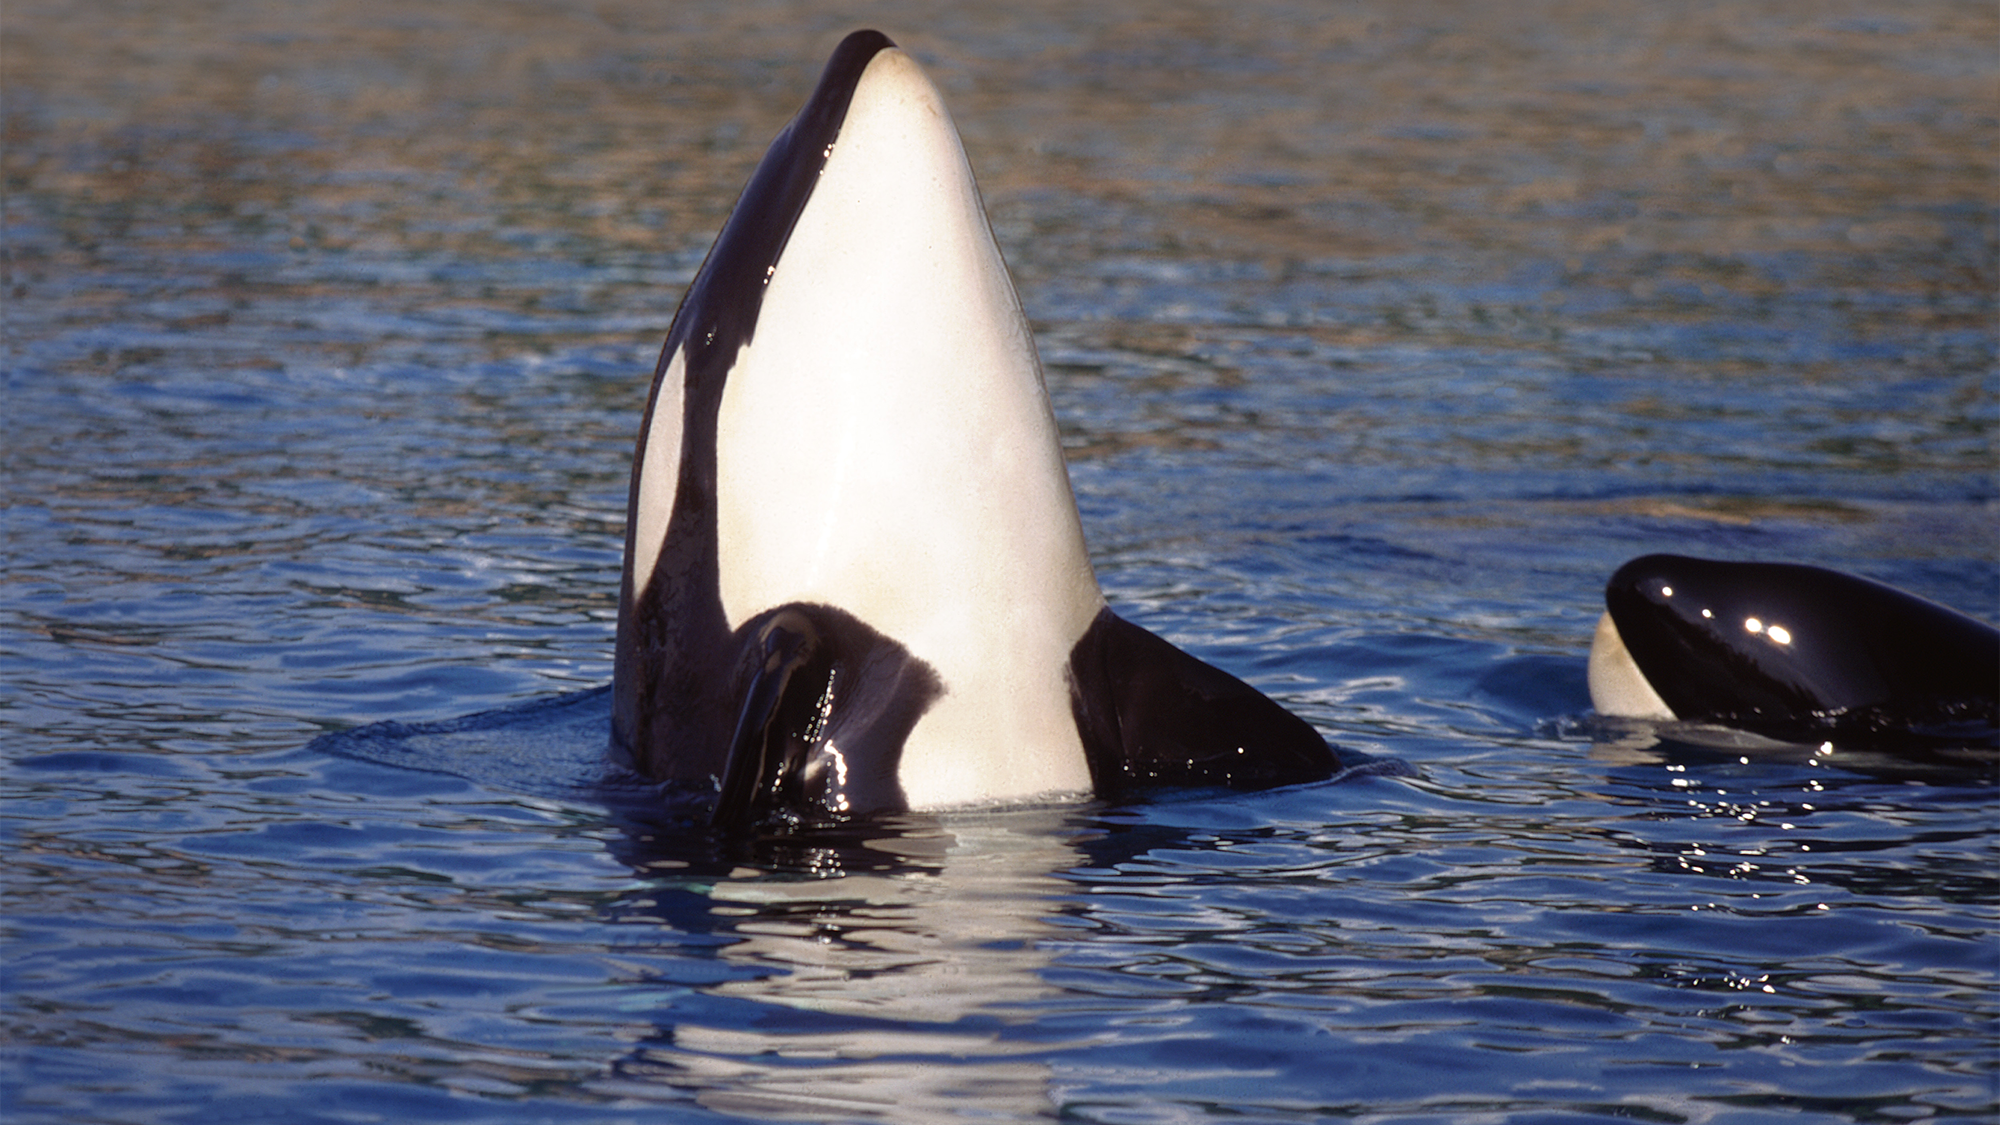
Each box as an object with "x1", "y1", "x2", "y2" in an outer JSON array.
[
  {"x1": 1588, "y1": 553, "x2": 1999, "y2": 754},
  {"x1": 613, "y1": 30, "x2": 1370, "y2": 827}
]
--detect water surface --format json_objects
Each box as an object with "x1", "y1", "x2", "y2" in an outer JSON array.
[{"x1": 6, "y1": 2, "x2": 1996, "y2": 1122}]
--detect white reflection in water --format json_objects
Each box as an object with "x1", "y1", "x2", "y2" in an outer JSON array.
[{"x1": 626, "y1": 809, "x2": 1086, "y2": 1122}]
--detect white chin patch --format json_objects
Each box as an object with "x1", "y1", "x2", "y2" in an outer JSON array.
[{"x1": 1587, "y1": 611, "x2": 1677, "y2": 720}]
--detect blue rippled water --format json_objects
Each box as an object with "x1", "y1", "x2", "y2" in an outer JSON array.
[{"x1": 6, "y1": 3, "x2": 1995, "y2": 1122}]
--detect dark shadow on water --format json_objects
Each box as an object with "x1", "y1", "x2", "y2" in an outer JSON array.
[
  {"x1": 1578, "y1": 713, "x2": 2000, "y2": 788},
  {"x1": 1472, "y1": 653, "x2": 1593, "y2": 727},
  {"x1": 308, "y1": 685, "x2": 629, "y2": 800}
]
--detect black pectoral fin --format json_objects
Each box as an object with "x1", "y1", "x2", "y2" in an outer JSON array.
[
  {"x1": 1068, "y1": 608, "x2": 1337, "y2": 796},
  {"x1": 713, "y1": 610, "x2": 826, "y2": 830}
]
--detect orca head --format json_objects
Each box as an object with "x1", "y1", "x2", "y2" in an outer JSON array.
[
  {"x1": 612, "y1": 31, "x2": 1346, "y2": 827},
  {"x1": 1589, "y1": 553, "x2": 1999, "y2": 747}
]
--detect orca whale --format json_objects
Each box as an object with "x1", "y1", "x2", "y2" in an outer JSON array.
[
  {"x1": 1588, "y1": 553, "x2": 1999, "y2": 751},
  {"x1": 613, "y1": 30, "x2": 1358, "y2": 826}
]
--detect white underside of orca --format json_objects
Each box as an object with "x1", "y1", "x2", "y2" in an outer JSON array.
[
  {"x1": 613, "y1": 31, "x2": 1346, "y2": 821},
  {"x1": 1586, "y1": 611, "x2": 1675, "y2": 721},
  {"x1": 620, "y1": 39, "x2": 1101, "y2": 809},
  {"x1": 707, "y1": 48, "x2": 1101, "y2": 808}
]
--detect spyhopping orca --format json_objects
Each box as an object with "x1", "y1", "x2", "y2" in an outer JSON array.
[
  {"x1": 614, "y1": 30, "x2": 1364, "y2": 827},
  {"x1": 1589, "y1": 553, "x2": 1999, "y2": 751}
]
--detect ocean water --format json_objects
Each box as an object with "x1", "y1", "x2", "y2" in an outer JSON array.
[{"x1": 5, "y1": 2, "x2": 1995, "y2": 1122}]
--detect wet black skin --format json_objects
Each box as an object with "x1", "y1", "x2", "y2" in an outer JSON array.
[
  {"x1": 709, "y1": 603, "x2": 1349, "y2": 830},
  {"x1": 1067, "y1": 607, "x2": 1339, "y2": 796},
  {"x1": 1605, "y1": 553, "x2": 1999, "y2": 748},
  {"x1": 709, "y1": 606, "x2": 942, "y2": 831}
]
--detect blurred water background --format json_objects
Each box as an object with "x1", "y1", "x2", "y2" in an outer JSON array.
[{"x1": 5, "y1": 2, "x2": 1995, "y2": 1122}]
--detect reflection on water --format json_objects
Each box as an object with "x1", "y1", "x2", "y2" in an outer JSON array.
[
  {"x1": 607, "y1": 813, "x2": 1084, "y2": 1122},
  {"x1": 6, "y1": 0, "x2": 1995, "y2": 1121},
  {"x1": 1583, "y1": 713, "x2": 1999, "y2": 786}
]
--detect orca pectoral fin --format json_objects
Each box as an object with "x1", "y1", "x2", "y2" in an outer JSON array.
[
  {"x1": 1067, "y1": 608, "x2": 1339, "y2": 796},
  {"x1": 713, "y1": 610, "x2": 828, "y2": 830},
  {"x1": 712, "y1": 605, "x2": 938, "y2": 829}
]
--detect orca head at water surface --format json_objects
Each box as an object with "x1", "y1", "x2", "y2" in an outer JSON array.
[
  {"x1": 1588, "y1": 553, "x2": 1999, "y2": 753},
  {"x1": 612, "y1": 30, "x2": 1362, "y2": 828}
]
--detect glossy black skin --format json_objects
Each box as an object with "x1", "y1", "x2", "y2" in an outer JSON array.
[
  {"x1": 711, "y1": 606, "x2": 941, "y2": 830},
  {"x1": 1606, "y1": 554, "x2": 1999, "y2": 748},
  {"x1": 1068, "y1": 607, "x2": 1338, "y2": 796},
  {"x1": 709, "y1": 603, "x2": 1348, "y2": 829}
]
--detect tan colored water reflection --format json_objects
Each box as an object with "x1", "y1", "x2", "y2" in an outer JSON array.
[
  {"x1": 12, "y1": 0, "x2": 1989, "y2": 490},
  {"x1": 11, "y1": 1, "x2": 1990, "y2": 292}
]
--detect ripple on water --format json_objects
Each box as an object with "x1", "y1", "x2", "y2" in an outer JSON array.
[{"x1": 5, "y1": 2, "x2": 1995, "y2": 1123}]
